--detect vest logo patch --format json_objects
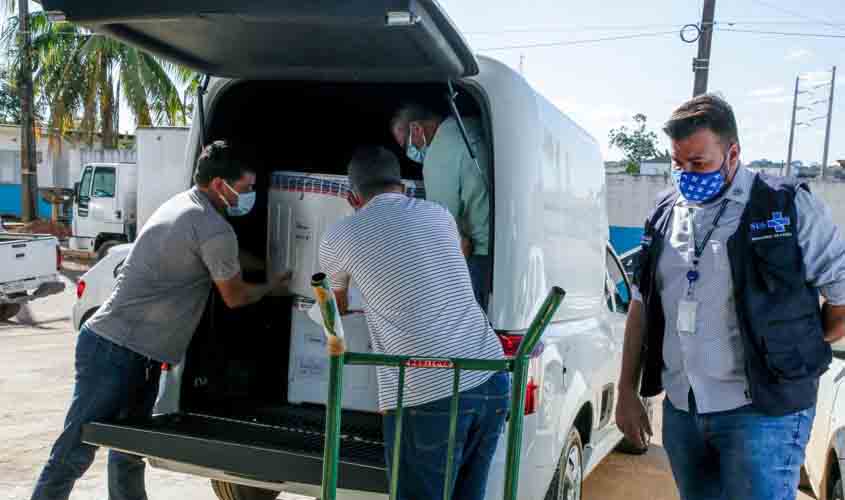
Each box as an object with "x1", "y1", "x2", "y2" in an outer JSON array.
[{"x1": 750, "y1": 211, "x2": 793, "y2": 241}]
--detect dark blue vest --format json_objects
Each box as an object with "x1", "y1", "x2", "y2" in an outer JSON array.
[{"x1": 635, "y1": 173, "x2": 832, "y2": 416}]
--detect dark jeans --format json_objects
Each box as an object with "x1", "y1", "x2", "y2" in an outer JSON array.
[
  {"x1": 662, "y1": 392, "x2": 815, "y2": 500},
  {"x1": 31, "y1": 326, "x2": 161, "y2": 500},
  {"x1": 467, "y1": 255, "x2": 492, "y2": 311},
  {"x1": 382, "y1": 372, "x2": 510, "y2": 500}
]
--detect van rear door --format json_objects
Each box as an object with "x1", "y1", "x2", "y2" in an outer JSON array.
[{"x1": 40, "y1": 0, "x2": 478, "y2": 81}]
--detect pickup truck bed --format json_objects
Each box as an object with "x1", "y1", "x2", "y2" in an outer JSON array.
[{"x1": 0, "y1": 233, "x2": 64, "y2": 314}]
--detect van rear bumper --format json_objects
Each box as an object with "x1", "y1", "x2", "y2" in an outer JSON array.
[{"x1": 82, "y1": 413, "x2": 388, "y2": 493}]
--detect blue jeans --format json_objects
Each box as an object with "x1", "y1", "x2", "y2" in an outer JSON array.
[
  {"x1": 382, "y1": 372, "x2": 510, "y2": 500},
  {"x1": 467, "y1": 255, "x2": 492, "y2": 311},
  {"x1": 31, "y1": 327, "x2": 161, "y2": 500},
  {"x1": 662, "y1": 392, "x2": 815, "y2": 500}
]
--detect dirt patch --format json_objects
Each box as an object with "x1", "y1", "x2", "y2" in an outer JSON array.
[{"x1": 6, "y1": 220, "x2": 71, "y2": 240}]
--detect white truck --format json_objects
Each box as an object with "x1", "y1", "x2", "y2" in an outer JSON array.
[
  {"x1": 69, "y1": 162, "x2": 138, "y2": 261},
  {"x1": 53, "y1": 1, "x2": 645, "y2": 499},
  {"x1": 68, "y1": 128, "x2": 189, "y2": 261},
  {"x1": 0, "y1": 220, "x2": 65, "y2": 321}
]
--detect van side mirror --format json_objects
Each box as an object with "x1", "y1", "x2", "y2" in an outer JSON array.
[
  {"x1": 73, "y1": 182, "x2": 80, "y2": 200},
  {"x1": 614, "y1": 281, "x2": 630, "y2": 314}
]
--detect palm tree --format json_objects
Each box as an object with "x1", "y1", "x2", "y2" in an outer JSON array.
[{"x1": 3, "y1": 11, "x2": 198, "y2": 148}]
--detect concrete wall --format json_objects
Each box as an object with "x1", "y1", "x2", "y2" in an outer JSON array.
[
  {"x1": 0, "y1": 125, "x2": 138, "y2": 218},
  {"x1": 607, "y1": 173, "x2": 845, "y2": 254}
]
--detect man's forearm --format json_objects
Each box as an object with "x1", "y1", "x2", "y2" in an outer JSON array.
[
  {"x1": 619, "y1": 300, "x2": 645, "y2": 393},
  {"x1": 241, "y1": 282, "x2": 276, "y2": 306},
  {"x1": 823, "y1": 302, "x2": 845, "y2": 343}
]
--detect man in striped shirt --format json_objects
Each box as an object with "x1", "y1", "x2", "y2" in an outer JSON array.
[{"x1": 318, "y1": 146, "x2": 507, "y2": 500}]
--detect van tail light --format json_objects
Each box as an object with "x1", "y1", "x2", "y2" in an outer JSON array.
[
  {"x1": 76, "y1": 280, "x2": 86, "y2": 299},
  {"x1": 161, "y1": 363, "x2": 170, "y2": 372},
  {"x1": 524, "y1": 377, "x2": 540, "y2": 415},
  {"x1": 496, "y1": 331, "x2": 545, "y2": 415},
  {"x1": 56, "y1": 245, "x2": 63, "y2": 271}
]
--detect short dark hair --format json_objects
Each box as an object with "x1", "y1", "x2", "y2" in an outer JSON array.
[
  {"x1": 194, "y1": 140, "x2": 254, "y2": 186},
  {"x1": 347, "y1": 146, "x2": 403, "y2": 200},
  {"x1": 390, "y1": 102, "x2": 442, "y2": 134},
  {"x1": 663, "y1": 94, "x2": 739, "y2": 147}
]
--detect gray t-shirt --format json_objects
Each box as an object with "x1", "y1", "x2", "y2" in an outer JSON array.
[{"x1": 87, "y1": 187, "x2": 240, "y2": 363}]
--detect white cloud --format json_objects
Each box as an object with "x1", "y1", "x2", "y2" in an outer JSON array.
[
  {"x1": 785, "y1": 49, "x2": 812, "y2": 61},
  {"x1": 759, "y1": 96, "x2": 792, "y2": 104},
  {"x1": 749, "y1": 86, "x2": 785, "y2": 98},
  {"x1": 802, "y1": 71, "x2": 834, "y2": 85}
]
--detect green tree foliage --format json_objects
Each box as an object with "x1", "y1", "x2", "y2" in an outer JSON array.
[{"x1": 609, "y1": 114, "x2": 661, "y2": 174}]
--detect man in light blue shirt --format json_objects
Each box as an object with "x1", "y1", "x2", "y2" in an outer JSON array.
[{"x1": 391, "y1": 103, "x2": 492, "y2": 309}]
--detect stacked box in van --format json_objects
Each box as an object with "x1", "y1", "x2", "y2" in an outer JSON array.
[{"x1": 267, "y1": 171, "x2": 424, "y2": 412}]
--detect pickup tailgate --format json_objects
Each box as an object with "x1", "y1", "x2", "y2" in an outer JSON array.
[
  {"x1": 82, "y1": 412, "x2": 388, "y2": 493},
  {"x1": 0, "y1": 234, "x2": 58, "y2": 286}
]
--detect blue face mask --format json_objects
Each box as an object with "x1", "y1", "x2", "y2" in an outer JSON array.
[
  {"x1": 405, "y1": 127, "x2": 427, "y2": 164},
  {"x1": 672, "y1": 152, "x2": 730, "y2": 203},
  {"x1": 222, "y1": 181, "x2": 256, "y2": 217}
]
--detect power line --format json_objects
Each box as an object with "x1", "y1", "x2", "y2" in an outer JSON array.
[
  {"x1": 466, "y1": 20, "x2": 844, "y2": 37},
  {"x1": 465, "y1": 23, "x2": 686, "y2": 35},
  {"x1": 477, "y1": 30, "x2": 678, "y2": 51},
  {"x1": 718, "y1": 28, "x2": 845, "y2": 39},
  {"x1": 748, "y1": 0, "x2": 845, "y2": 30}
]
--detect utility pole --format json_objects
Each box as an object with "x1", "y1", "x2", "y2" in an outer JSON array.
[
  {"x1": 821, "y1": 66, "x2": 836, "y2": 179},
  {"x1": 786, "y1": 75, "x2": 800, "y2": 177},
  {"x1": 693, "y1": 0, "x2": 716, "y2": 96},
  {"x1": 18, "y1": 0, "x2": 37, "y2": 222}
]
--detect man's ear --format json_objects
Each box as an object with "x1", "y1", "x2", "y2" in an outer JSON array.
[{"x1": 729, "y1": 143, "x2": 741, "y2": 169}]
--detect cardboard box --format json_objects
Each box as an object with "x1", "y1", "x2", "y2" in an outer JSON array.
[{"x1": 287, "y1": 296, "x2": 379, "y2": 412}]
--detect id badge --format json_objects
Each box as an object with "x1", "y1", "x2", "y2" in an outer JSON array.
[{"x1": 677, "y1": 299, "x2": 698, "y2": 335}]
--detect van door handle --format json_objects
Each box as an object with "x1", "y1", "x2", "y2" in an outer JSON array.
[{"x1": 115, "y1": 210, "x2": 122, "y2": 219}]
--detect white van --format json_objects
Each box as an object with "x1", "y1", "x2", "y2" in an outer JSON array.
[{"x1": 48, "y1": 2, "x2": 641, "y2": 498}]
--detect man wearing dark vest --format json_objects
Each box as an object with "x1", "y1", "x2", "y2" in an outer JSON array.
[{"x1": 615, "y1": 94, "x2": 845, "y2": 500}]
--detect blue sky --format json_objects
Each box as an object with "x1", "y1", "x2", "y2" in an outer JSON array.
[{"x1": 440, "y1": 0, "x2": 845, "y2": 166}]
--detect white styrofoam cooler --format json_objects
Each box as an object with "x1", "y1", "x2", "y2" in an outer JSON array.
[
  {"x1": 267, "y1": 171, "x2": 425, "y2": 299},
  {"x1": 287, "y1": 295, "x2": 380, "y2": 412}
]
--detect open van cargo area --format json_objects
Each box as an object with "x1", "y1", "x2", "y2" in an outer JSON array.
[{"x1": 135, "y1": 81, "x2": 482, "y2": 490}]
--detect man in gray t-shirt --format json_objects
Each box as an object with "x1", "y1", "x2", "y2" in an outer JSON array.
[{"x1": 31, "y1": 141, "x2": 291, "y2": 500}]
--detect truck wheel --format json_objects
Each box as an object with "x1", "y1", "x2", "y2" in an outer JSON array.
[
  {"x1": 210, "y1": 480, "x2": 278, "y2": 500},
  {"x1": 616, "y1": 396, "x2": 653, "y2": 455},
  {"x1": 0, "y1": 303, "x2": 21, "y2": 322},
  {"x1": 544, "y1": 427, "x2": 583, "y2": 500},
  {"x1": 96, "y1": 240, "x2": 120, "y2": 262}
]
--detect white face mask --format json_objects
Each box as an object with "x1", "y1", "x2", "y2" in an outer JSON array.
[{"x1": 221, "y1": 181, "x2": 256, "y2": 217}]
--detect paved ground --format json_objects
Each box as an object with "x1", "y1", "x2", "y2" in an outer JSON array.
[{"x1": 0, "y1": 264, "x2": 807, "y2": 500}]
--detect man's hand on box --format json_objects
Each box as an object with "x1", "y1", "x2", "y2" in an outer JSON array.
[
  {"x1": 348, "y1": 192, "x2": 364, "y2": 210},
  {"x1": 333, "y1": 288, "x2": 364, "y2": 316}
]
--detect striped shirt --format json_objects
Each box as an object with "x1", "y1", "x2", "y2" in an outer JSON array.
[{"x1": 318, "y1": 193, "x2": 504, "y2": 411}]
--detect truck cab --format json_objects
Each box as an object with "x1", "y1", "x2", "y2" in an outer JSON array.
[
  {"x1": 49, "y1": 1, "x2": 629, "y2": 498},
  {"x1": 69, "y1": 162, "x2": 137, "y2": 261}
]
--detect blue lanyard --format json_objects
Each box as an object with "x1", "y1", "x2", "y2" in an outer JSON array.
[{"x1": 687, "y1": 199, "x2": 730, "y2": 286}]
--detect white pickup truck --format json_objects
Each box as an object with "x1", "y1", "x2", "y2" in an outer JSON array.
[{"x1": 0, "y1": 217, "x2": 66, "y2": 321}]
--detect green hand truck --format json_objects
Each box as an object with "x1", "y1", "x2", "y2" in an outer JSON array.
[{"x1": 312, "y1": 273, "x2": 565, "y2": 500}]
